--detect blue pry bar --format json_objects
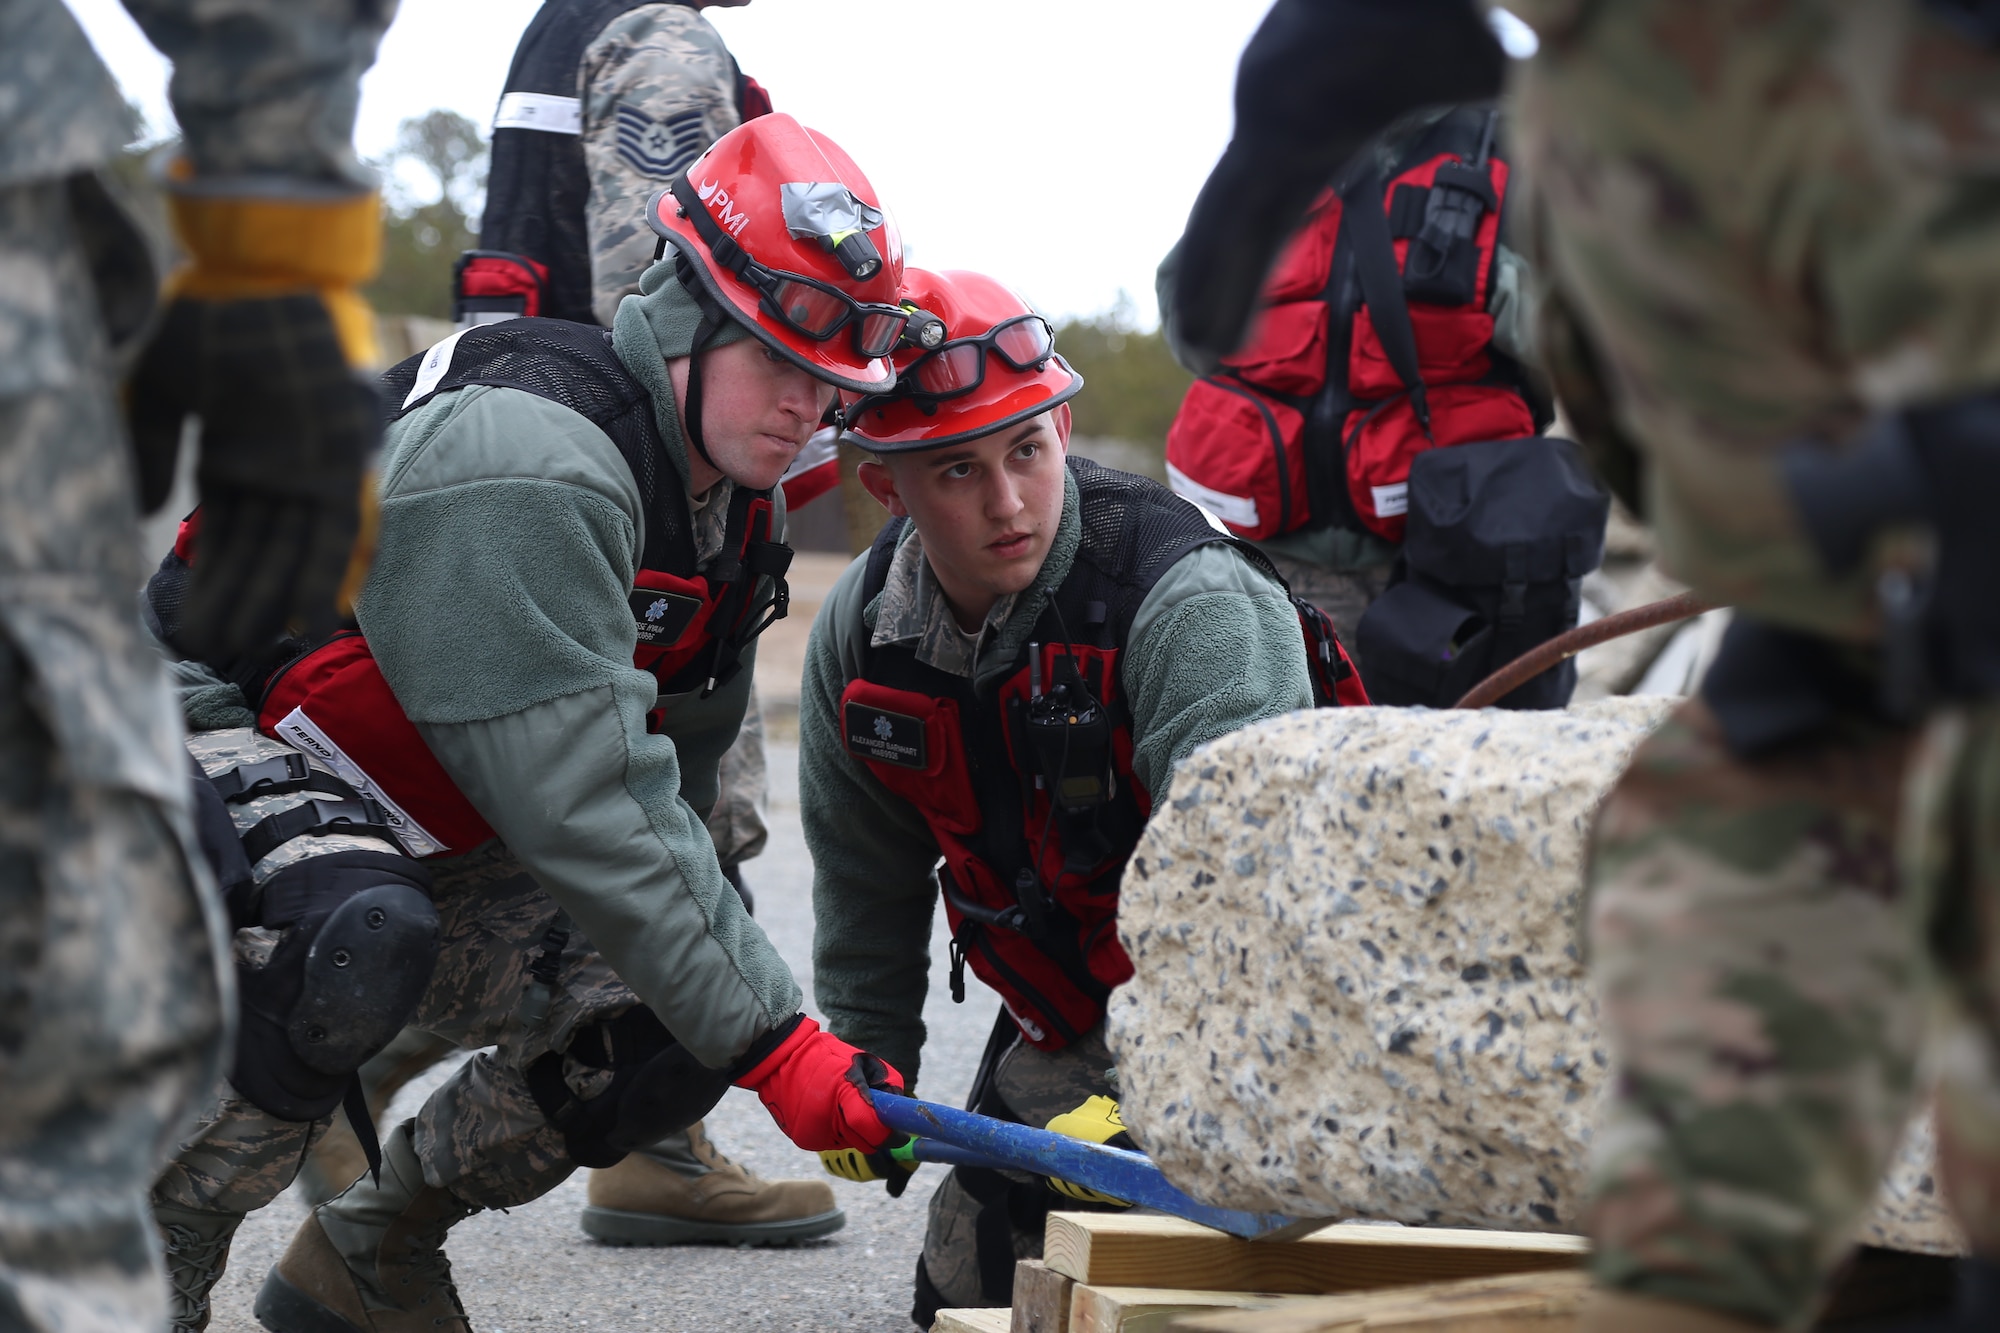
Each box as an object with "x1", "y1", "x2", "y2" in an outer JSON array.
[{"x1": 869, "y1": 1090, "x2": 1316, "y2": 1240}]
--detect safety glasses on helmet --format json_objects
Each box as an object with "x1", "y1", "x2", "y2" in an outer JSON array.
[
  {"x1": 668, "y1": 177, "x2": 909, "y2": 360},
  {"x1": 905, "y1": 314, "x2": 1056, "y2": 401}
]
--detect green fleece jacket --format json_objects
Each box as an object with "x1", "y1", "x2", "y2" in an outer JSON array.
[
  {"x1": 353, "y1": 288, "x2": 798, "y2": 1069},
  {"x1": 801, "y1": 471, "x2": 1314, "y2": 1088}
]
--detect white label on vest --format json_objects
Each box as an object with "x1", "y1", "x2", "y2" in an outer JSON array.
[
  {"x1": 1166, "y1": 462, "x2": 1259, "y2": 531},
  {"x1": 492, "y1": 91, "x2": 582, "y2": 135},
  {"x1": 403, "y1": 328, "x2": 470, "y2": 409},
  {"x1": 1002, "y1": 999, "x2": 1047, "y2": 1045},
  {"x1": 272, "y1": 708, "x2": 446, "y2": 858},
  {"x1": 1371, "y1": 482, "x2": 1410, "y2": 518}
]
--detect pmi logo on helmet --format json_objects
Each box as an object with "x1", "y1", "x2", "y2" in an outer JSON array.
[{"x1": 696, "y1": 179, "x2": 749, "y2": 237}]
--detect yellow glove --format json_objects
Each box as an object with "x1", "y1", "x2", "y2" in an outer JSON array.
[
  {"x1": 130, "y1": 180, "x2": 384, "y2": 658},
  {"x1": 819, "y1": 1139, "x2": 917, "y2": 1198},
  {"x1": 1044, "y1": 1095, "x2": 1136, "y2": 1207}
]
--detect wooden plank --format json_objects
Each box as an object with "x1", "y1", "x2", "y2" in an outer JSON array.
[
  {"x1": 1068, "y1": 1285, "x2": 1331, "y2": 1333},
  {"x1": 1042, "y1": 1213, "x2": 1587, "y2": 1297},
  {"x1": 934, "y1": 1309, "x2": 1016, "y2": 1333},
  {"x1": 1160, "y1": 1271, "x2": 1590, "y2": 1332},
  {"x1": 1013, "y1": 1259, "x2": 1076, "y2": 1333}
]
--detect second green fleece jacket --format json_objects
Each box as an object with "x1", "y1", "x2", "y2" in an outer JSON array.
[{"x1": 801, "y1": 471, "x2": 1315, "y2": 1089}]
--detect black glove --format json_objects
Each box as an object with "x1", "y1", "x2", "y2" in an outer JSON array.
[
  {"x1": 127, "y1": 293, "x2": 378, "y2": 661},
  {"x1": 1170, "y1": 0, "x2": 1504, "y2": 371}
]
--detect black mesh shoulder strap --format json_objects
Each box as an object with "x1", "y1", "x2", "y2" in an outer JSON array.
[
  {"x1": 1062, "y1": 456, "x2": 1235, "y2": 647},
  {"x1": 377, "y1": 319, "x2": 695, "y2": 574}
]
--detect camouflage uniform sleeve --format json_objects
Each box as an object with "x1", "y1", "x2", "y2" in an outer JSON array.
[
  {"x1": 579, "y1": 3, "x2": 741, "y2": 326},
  {"x1": 118, "y1": 0, "x2": 398, "y2": 186}
]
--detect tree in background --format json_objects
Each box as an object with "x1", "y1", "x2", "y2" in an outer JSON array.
[
  {"x1": 369, "y1": 110, "x2": 487, "y2": 319},
  {"x1": 1053, "y1": 292, "x2": 1193, "y2": 472}
]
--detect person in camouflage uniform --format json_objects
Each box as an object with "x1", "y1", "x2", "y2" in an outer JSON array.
[
  {"x1": 1168, "y1": 1, "x2": 2000, "y2": 1328},
  {"x1": 0, "y1": 0, "x2": 393, "y2": 1328},
  {"x1": 1504, "y1": 3, "x2": 2000, "y2": 1327}
]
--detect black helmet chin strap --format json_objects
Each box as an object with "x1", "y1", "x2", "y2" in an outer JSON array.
[{"x1": 674, "y1": 252, "x2": 722, "y2": 473}]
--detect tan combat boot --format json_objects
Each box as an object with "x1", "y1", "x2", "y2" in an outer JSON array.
[
  {"x1": 579, "y1": 1119, "x2": 844, "y2": 1246},
  {"x1": 254, "y1": 1122, "x2": 477, "y2": 1332},
  {"x1": 156, "y1": 1201, "x2": 244, "y2": 1332}
]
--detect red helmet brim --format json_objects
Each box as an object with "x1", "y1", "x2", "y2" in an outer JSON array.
[{"x1": 844, "y1": 355, "x2": 1084, "y2": 453}]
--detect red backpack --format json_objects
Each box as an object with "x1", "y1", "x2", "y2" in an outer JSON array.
[{"x1": 1165, "y1": 106, "x2": 1548, "y2": 544}]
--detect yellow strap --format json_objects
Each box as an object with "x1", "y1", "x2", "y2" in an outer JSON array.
[{"x1": 165, "y1": 189, "x2": 384, "y2": 366}]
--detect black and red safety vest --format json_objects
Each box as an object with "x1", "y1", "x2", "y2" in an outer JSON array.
[
  {"x1": 244, "y1": 318, "x2": 790, "y2": 859},
  {"x1": 839, "y1": 458, "x2": 1360, "y2": 1051},
  {"x1": 1165, "y1": 105, "x2": 1552, "y2": 544}
]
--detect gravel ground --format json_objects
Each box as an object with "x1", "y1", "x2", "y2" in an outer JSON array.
[{"x1": 205, "y1": 736, "x2": 998, "y2": 1333}]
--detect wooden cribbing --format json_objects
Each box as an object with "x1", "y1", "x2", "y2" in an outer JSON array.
[
  {"x1": 933, "y1": 1309, "x2": 1014, "y2": 1333},
  {"x1": 1013, "y1": 1259, "x2": 1077, "y2": 1333},
  {"x1": 1069, "y1": 1286, "x2": 1330, "y2": 1332},
  {"x1": 1161, "y1": 1270, "x2": 1591, "y2": 1332},
  {"x1": 1041, "y1": 1214, "x2": 1588, "y2": 1298}
]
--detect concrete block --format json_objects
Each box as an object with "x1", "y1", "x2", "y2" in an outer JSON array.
[{"x1": 1109, "y1": 700, "x2": 1958, "y2": 1252}]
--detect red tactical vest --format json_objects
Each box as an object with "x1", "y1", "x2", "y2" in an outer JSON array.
[
  {"x1": 1165, "y1": 105, "x2": 1549, "y2": 544},
  {"x1": 250, "y1": 318, "x2": 791, "y2": 859},
  {"x1": 840, "y1": 459, "x2": 1360, "y2": 1050}
]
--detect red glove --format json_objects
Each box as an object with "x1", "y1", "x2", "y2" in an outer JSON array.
[{"x1": 734, "y1": 1017, "x2": 903, "y2": 1152}]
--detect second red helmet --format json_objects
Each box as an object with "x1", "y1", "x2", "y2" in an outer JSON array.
[
  {"x1": 842, "y1": 268, "x2": 1083, "y2": 453},
  {"x1": 648, "y1": 113, "x2": 906, "y2": 393}
]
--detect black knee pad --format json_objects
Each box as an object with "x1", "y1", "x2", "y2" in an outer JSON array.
[
  {"x1": 233, "y1": 853, "x2": 440, "y2": 1122},
  {"x1": 524, "y1": 1006, "x2": 735, "y2": 1168}
]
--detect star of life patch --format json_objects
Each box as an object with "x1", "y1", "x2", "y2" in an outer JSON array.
[
  {"x1": 614, "y1": 103, "x2": 709, "y2": 180},
  {"x1": 629, "y1": 588, "x2": 702, "y2": 646}
]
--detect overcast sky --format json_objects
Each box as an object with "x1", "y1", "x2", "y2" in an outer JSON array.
[{"x1": 63, "y1": 0, "x2": 1279, "y2": 325}]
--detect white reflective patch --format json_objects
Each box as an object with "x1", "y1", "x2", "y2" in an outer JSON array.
[
  {"x1": 1371, "y1": 482, "x2": 1410, "y2": 517},
  {"x1": 1166, "y1": 461, "x2": 1260, "y2": 531},
  {"x1": 272, "y1": 708, "x2": 445, "y2": 858},
  {"x1": 493, "y1": 91, "x2": 582, "y2": 135},
  {"x1": 781, "y1": 426, "x2": 841, "y2": 483},
  {"x1": 1001, "y1": 1000, "x2": 1046, "y2": 1045},
  {"x1": 403, "y1": 328, "x2": 469, "y2": 409}
]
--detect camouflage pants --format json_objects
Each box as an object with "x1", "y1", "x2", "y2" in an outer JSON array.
[
  {"x1": 1586, "y1": 697, "x2": 2000, "y2": 1327},
  {"x1": 291, "y1": 704, "x2": 771, "y2": 1204},
  {"x1": 0, "y1": 178, "x2": 230, "y2": 1333},
  {"x1": 157, "y1": 839, "x2": 646, "y2": 1218},
  {"x1": 918, "y1": 1025, "x2": 1115, "y2": 1317}
]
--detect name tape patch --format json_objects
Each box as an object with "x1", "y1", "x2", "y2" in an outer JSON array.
[{"x1": 843, "y1": 701, "x2": 927, "y2": 770}]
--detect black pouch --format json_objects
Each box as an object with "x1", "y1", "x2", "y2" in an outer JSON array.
[
  {"x1": 1354, "y1": 573, "x2": 1494, "y2": 707},
  {"x1": 1356, "y1": 435, "x2": 1608, "y2": 708}
]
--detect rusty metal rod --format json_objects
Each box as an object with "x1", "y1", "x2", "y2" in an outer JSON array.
[{"x1": 1452, "y1": 591, "x2": 1719, "y2": 710}]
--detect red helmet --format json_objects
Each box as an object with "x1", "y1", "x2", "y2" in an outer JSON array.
[
  {"x1": 841, "y1": 269, "x2": 1083, "y2": 453},
  {"x1": 647, "y1": 113, "x2": 907, "y2": 393}
]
